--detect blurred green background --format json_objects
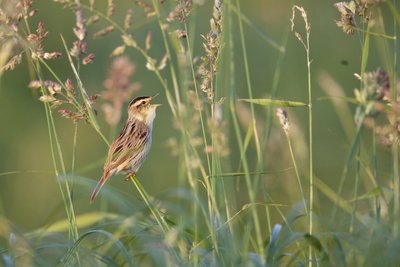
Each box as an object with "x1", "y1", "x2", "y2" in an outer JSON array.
[{"x1": 0, "y1": 0, "x2": 393, "y2": 231}]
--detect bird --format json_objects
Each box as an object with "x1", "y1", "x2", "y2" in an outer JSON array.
[{"x1": 90, "y1": 93, "x2": 161, "y2": 203}]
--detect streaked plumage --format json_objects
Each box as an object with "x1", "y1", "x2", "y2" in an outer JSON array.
[{"x1": 90, "y1": 94, "x2": 160, "y2": 203}]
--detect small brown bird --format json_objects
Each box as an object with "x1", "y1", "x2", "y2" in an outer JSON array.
[{"x1": 90, "y1": 94, "x2": 160, "y2": 203}]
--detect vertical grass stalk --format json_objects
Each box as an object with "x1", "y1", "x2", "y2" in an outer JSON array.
[
  {"x1": 290, "y1": 5, "x2": 313, "y2": 266},
  {"x1": 392, "y1": 0, "x2": 399, "y2": 236},
  {"x1": 235, "y1": 0, "x2": 265, "y2": 258}
]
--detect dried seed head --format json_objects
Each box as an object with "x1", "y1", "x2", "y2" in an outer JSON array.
[
  {"x1": 291, "y1": 5, "x2": 311, "y2": 49},
  {"x1": 145, "y1": 31, "x2": 152, "y2": 51},
  {"x1": 167, "y1": 0, "x2": 192, "y2": 23},
  {"x1": 23, "y1": 0, "x2": 33, "y2": 11},
  {"x1": 375, "y1": 68, "x2": 390, "y2": 101},
  {"x1": 145, "y1": 57, "x2": 156, "y2": 71},
  {"x1": 359, "y1": 68, "x2": 390, "y2": 102},
  {"x1": 50, "y1": 100, "x2": 63, "y2": 109},
  {"x1": 2, "y1": 54, "x2": 22, "y2": 71},
  {"x1": 89, "y1": 94, "x2": 100, "y2": 104},
  {"x1": 82, "y1": 53, "x2": 95, "y2": 65},
  {"x1": 43, "y1": 52, "x2": 62, "y2": 60},
  {"x1": 174, "y1": 29, "x2": 187, "y2": 38},
  {"x1": 28, "y1": 9, "x2": 37, "y2": 17},
  {"x1": 27, "y1": 33, "x2": 39, "y2": 44},
  {"x1": 107, "y1": 0, "x2": 115, "y2": 17},
  {"x1": 28, "y1": 80, "x2": 41, "y2": 89},
  {"x1": 26, "y1": 21, "x2": 48, "y2": 53},
  {"x1": 134, "y1": 0, "x2": 154, "y2": 18},
  {"x1": 65, "y1": 79, "x2": 75, "y2": 93},
  {"x1": 134, "y1": 0, "x2": 151, "y2": 12},
  {"x1": 158, "y1": 54, "x2": 168, "y2": 70},
  {"x1": 146, "y1": 11, "x2": 156, "y2": 19},
  {"x1": 44, "y1": 80, "x2": 62, "y2": 95},
  {"x1": 334, "y1": 0, "x2": 371, "y2": 35},
  {"x1": 336, "y1": 14, "x2": 355, "y2": 35},
  {"x1": 110, "y1": 45, "x2": 126, "y2": 57},
  {"x1": 197, "y1": 0, "x2": 223, "y2": 104},
  {"x1": 58, "y1": 109, "x2": 85, "y2": 122},
  {"x1": 93, "y1": 26, "x2": 114, "y2": 39},
  {"x1": 70, "y1": 40, "x2": 87, "y2": 58},
  {"x1": 39, "y1": 95, "x2": 56, "y2": 103},
  {"x1": 74, "y1": 8, "x2": 87, "y2": 41},
  {"x1": 123, "y1": 9, "x2": 133, "y2": 31},
  {"x1": 122, "y1": 34, "x2": 137, "y2": 48},
  {"x1": 36, "y1": 21, "x2": 48, "y2": 39},
  {"x1": 276, "y1": 108, "x2": 290, "y2": 134},
  {"x1": 86, "y1": 15, "x2": 99, "y2": 25}
]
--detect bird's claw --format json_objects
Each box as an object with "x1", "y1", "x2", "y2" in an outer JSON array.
[{"x1": 125, "y1": 173, "x2": 136, "y2": 181}]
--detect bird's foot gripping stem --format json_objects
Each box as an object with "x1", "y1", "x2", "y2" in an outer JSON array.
[{"x1": 125, "y1": 172, "x2": 136, "y2": 181}]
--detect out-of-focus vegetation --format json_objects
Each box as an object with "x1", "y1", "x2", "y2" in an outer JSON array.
[{"x1": 0, "y1": 0, "x2": 399, "y2": 266}]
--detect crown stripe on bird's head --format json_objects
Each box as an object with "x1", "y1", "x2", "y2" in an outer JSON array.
[
  {"x1": 129, "y1": 96, "x2": 149, "y2": 106},
  {"x1": 129, "y1": 94, "x2": 159, "y2": 107}
]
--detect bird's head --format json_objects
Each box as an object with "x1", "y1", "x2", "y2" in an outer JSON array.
[{"x1": 128, "y1": 93, "x2": 161, "y2": 125}]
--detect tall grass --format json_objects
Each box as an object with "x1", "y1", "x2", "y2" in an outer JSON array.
[{"x1": 0, "y1": 0, "x2": 400, "y2": 266}]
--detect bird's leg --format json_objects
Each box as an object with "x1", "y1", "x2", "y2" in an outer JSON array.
[{"x1": 125, "y1": 172, "x2": 136, "y2": 181}]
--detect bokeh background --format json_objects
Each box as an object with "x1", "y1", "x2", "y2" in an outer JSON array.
[{"x1": 0, "y1": 0, "x2": 393, "y2": 231}]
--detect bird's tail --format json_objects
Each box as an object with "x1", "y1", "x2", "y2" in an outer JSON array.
[{"x1": 90, "y1": 172, "x2": 110, "y2": 203}]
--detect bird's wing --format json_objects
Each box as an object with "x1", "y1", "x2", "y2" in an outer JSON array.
[{"x1": 104, "y1": 120, "x2": 149, "y2": 172}]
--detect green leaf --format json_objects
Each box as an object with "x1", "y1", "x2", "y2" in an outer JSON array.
[
  {"x1": 239, "y1": 98, "x2": 308, "y2": 107},
  {"x1": 61, "y1": 229, "x2": 135, "y2": 267},
  {"x1": 266, "y1": 224, "x2": 282, "y2": 264},
  {"x1": 303, "y1": 233, "x2": 329, "y2": 262},
  {"x1": 304, "y1": 233, "x2": 323, "y2": 252},
  {"x1": 360, "y1": 25, "x2": 370, "y2": 75},
  {"x1": 386, "y1": 1, "x2": 400, "y2": 26},
  {"x1": 29, "y1": 212, "x2": 121, "y2": 235}
]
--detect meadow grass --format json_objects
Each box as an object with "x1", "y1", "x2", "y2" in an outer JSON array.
[{"x1": 1, "y1": 0, "x2": 400, "y2": 266}]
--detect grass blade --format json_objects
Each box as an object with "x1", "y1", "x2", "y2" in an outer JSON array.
[{"x1": 239, "y1": 98, "x2": 308, "y2": 107}]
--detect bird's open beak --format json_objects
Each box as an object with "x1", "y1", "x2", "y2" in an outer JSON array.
[{"x1": 151, "y1": 93, "x2": 161, "y2": 107}]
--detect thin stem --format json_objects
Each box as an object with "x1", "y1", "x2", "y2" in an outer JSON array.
[
  {"x1": 128, "y1": 174, "x2": 169, "y2": 232},
  {"x1": 285, "y1": 133, "x2": 308, "y2": 214},
  {"x1": 71, "y1": 123, "x2": 78, "y2": 196},
  {"x1": 261, "y1": 0, "x2": 294, "y2": 238},
  {"x1": 392, "y1": 0, "x2": 399, "y2": 236},
  {"x1": 350, "y1": 146, "x2": 361, "y2": 233},
  {"x1": 371, "y1": 120, "x2": 380, "y2": 223},
  {"x1": 182, "y1": 19, "x2": 213, "y2": 196},
  {"x1": 291, "y1": 5, "x2": 313, "y2": 266},
  {"x1": 235, "y1": 0, "x2": 264, "y2": 257},
  {"x1": 306, "y1": 48, "x2": 313, "y2": 267}
]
